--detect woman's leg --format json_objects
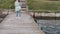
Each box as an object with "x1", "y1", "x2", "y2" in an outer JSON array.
[
  {"x1": 16, "y1": 11, "x2": 19, "y2": 17},
  {"x1": 18, "y1": 10, "x2": 21, "y2": 17},
  {"x1": 16, "y1": 10, "x2": 21, "y2": 17}
]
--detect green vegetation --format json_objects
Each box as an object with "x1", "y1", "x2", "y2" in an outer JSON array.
[
  {"x1": 29, "y1": 10, "x2": 60, "y2": 13},
  {"x1": 27, "y1": 0, "x2": 60, "y2": 11},
  {"x1": 0, "y1": 0, "x2": 15, "y2": 9}
]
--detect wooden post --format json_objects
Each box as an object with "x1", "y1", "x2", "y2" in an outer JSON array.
[{"x1": 33, "y1": 12, "x2": 35, "y2": 18}]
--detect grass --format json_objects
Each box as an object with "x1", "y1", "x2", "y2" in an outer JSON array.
[
  {"x1": 0, "y1": 0, "x2": 15, "y2": 9},
  {"x1": 27, "y1": 0, "x2": 60, "y2": 11}
]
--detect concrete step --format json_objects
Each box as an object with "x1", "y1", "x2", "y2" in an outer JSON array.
[{"x1": 22, "y1": 8, "x2": 27, "y2": 11}]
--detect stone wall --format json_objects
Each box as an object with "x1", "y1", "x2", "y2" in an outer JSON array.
[
  {"x1": 0, "y1": 9, "x2": 14, "y2": 23},
  {"x1": 29, "y1": 12, "x2": 60, "y2": 17}
]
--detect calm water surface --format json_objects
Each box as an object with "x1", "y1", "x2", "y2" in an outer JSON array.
[{"x1": 36, "y1": 20, "x2": 60, "y2": 34}]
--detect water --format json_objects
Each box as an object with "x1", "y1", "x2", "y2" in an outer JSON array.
[{"x1": 36, "y1": 20, "x2": 60, "y2": 34}]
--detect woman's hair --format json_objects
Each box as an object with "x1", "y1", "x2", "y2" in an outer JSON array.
[{"x1": 18, "y1": 0, "x2": 20, "y2": 2}]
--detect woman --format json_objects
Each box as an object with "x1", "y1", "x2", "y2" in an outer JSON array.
[{"x1": 15, "y1": 0, "x2": 22, "y2": 17}]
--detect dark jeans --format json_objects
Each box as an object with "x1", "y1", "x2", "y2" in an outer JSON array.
[{"x1": 16, "y1": 11, "x2": 21, "y2": 17}]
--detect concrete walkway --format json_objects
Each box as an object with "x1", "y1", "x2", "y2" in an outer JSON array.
[{"x1": 0, "y1": 12, "x2": 45, "y2": 34}]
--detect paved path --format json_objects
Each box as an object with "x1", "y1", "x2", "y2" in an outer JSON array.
[{"x1": 0, "y1": 12, "x2": 45, "y2": 34}]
